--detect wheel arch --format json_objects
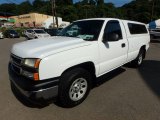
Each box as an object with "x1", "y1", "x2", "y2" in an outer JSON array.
[
  {"x1": 61, "y1": 61, "x2": 96, "y2": 81},
  {"x1": 140, "y1": 45, "x2": 146, "y2": 59}
]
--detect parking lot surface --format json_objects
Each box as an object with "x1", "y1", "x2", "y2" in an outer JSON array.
[{"x1": 0, "y1": 38, "x2": 160, "y2": 120}]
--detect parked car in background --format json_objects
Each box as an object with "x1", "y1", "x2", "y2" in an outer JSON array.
[
  {"x1": 24, "y1": 29, "x2": 50, "y2": 40},
  {"x1": 44, "y1": 28, "x2": 58, "y2": 36},
  {"x1": 4, "y1": 30, "x2": 20, "y2": 38},
  {"x1": 0, "y1": 31, "x2": 4, "y2": 39},
  {"x1": 58, "y1": 27, "x2": 63, "y2": 32},
  {"x1": 149, "y1": 29, "x2": 160, "y2": 39}
]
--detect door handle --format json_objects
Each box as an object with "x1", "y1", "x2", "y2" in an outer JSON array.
[{"x1": 121, "y1": 43, "x2": 126, "y2": 48}]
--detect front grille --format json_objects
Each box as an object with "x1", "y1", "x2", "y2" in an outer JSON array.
[
  {"x1": 11, "y1": 54, "x2": 22, "y2": 66},
  {"x1": 12, "y1": 64, "x2": 21, "y2": 74},
  {"x1": 10, "y1": 54, "x2": 23, "y2": 74}
]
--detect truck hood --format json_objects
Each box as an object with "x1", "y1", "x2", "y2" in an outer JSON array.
[{"x1": 11, "y1": 36, "x2": 91, "y2": 58}]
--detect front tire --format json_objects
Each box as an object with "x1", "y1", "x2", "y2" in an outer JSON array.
[{"x1": 58, "y1": 68, "x2": 92, "y2": 108}]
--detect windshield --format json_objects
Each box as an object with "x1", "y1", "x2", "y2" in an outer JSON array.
[
  {"x1": 9, "y1": 30, "x2": 17, "y2": 34},
  {"x1": 58, "y1": 20, "x2": 104, "y2": 41},
  {"x1": 34, "y1": 30, "x2": 46, "y2": 34},
  {"x1": 27, "y1": 30, "x2": 33, "y2": 33}
]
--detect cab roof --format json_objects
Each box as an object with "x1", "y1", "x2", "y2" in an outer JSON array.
[{"x1": 75, "y1": 18, "x2": 146, "y2": 25}]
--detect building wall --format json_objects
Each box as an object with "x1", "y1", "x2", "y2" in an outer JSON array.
[
  {"x1": 11, "y1": 13, "x2": 52, "y2": 27},
  {"x1": 0, "y1": 16, "x2": 15, "y2": 22},
  {"x1": 0, "y1": 16, "x2": 15, "y2": 27},
  {"x1": 42, "y1": 17, "x2": 70, "y2": 28}
]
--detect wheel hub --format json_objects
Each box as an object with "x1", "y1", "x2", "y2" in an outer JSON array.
[
  {"x1": 138, "y1": 54, "x2": 143, "y2": 64},
  {"x1": 73, "y1": 83, "x2": 82, "y2": 92},
  {"x1": 69, "y1": 78, "x2": 88, "y2": 101}
]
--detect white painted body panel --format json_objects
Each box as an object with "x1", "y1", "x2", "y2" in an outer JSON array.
[
  {"x1": 11, "y1": 37, "x2": 91, "y2": 58},
  {"x1": 11, "y1": 18, "x2": 150, "y2": 80},
  {"x1": 122, "y1": 20, "x2": 150, "y2": 62},
  {"x1": 97, "y1": 19, "x2": 128, "y2": 76},
  {"x1": 39, "y1": 42, "x2": 99, "y2": 80}
]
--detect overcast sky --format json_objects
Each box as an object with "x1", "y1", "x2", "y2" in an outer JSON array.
[{"x1": 0, "y1": 0, "x2": 132, "y2": 7}]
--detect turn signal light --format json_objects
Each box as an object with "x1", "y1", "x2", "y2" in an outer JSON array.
[
  {"x1": 34, "y1": 73, "x2": 39, "y2": 81},
  {"x1": 34, "y1": 59, "x2": 41, "y2": 68}
]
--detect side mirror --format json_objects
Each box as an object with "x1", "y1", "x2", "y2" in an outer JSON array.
[{"x1": 103, "y1": 32, "x2": 119, "y2": 43}]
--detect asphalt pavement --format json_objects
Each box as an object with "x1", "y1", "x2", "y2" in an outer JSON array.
[{"x1": 0, "y1": 38, "x2": 160, "y2": 120}]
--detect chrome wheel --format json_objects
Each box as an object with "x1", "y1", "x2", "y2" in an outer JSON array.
[
  {"x1": 138, "y1": 54, "x2": 143, "y2": 65},
  {"x1": 69, "y1": 78, "x2": 88, "y2": 101}
]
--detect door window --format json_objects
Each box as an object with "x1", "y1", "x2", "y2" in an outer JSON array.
[{"x1": 104, "y1": 20, "x2": 123, "y2": 41}]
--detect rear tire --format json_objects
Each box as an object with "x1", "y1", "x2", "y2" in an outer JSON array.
[
  {"x1": 58, "y1": 68, "x2": 92, "y2": 108},
  {"x1": 130, "y1": 49, "x2": 145, "y2": 68}
]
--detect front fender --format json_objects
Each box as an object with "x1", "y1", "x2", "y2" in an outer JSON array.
[{"x1": 38, "y1": 43, "x2": 99, "y2": 80}]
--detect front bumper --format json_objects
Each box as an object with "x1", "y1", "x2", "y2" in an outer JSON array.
[
  {"x1": 10, "y1": 34, "x2": 20, "y2": 38},
  {"x1": 8, "y1": 63, "x2": 59, "y2": 104}
]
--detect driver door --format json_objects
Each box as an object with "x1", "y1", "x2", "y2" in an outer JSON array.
[{"x1": 98, "y1": 20, "x2": 128, "y2": 76}]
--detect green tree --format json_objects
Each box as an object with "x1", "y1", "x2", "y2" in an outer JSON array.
[
  {"x1": 57, "y1": 0, "x2": 73, "y2": 5},
  {"x1": 17, "y1": 1, "x2": 33, "y2": 15},
  {"x1": 57, "y1": 5, "x2": 78, "y2": 22},
  {"x1": 0, "y1": 0, "x2": 159, "y2": 24},
  {"x1": 97, "y1": 0, "x2": 104, "y2": 5},
  {"x1": 0, "y1": 3, "x2": 17, "y2": 15},
  {"x1": 32, "y1": 0, "x2": 45, "y2": 10}
]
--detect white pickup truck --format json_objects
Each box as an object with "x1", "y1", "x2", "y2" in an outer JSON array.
[{"x1": 9, "y1": 18, "x2": 150, "y2": 107}]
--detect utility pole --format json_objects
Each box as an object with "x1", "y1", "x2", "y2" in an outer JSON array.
[
  {"x1": 150, "y1": 0, "x2": 156, "y2": 21},
  {"x1": 51, "y1": 0, "x2": 58, "y2": 28},
  {"x1": 51, "y1": 0, "x2": 55, "y2": 28}
]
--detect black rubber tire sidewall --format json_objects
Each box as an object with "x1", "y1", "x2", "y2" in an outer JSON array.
[
  {"x1": 131, "y1": 49, "x2": 145, "y2": 67},
  {"x1": 58, "y1": 68, "x2": 92, "y2": 108}
]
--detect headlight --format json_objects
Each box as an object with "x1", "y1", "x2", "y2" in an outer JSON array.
[
  {"x1": 22, "y1": 58, "x2": 41, "y2": 81},
  {"x1": 23, "y1": 58, "x2": 41, "y2": 68}
]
